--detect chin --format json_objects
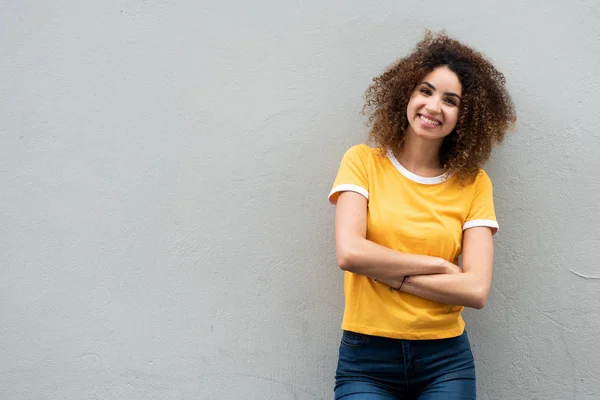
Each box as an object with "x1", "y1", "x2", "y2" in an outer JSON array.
[{"x1": 412, "y1": 128, "x2": 449, "y2": 141}]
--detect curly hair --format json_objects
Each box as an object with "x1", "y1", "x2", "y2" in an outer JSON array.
[{"x1": 363, "y1": 31, "x2": 516, "y2": 184}]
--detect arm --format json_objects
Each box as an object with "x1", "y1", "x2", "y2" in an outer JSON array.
[
  {"x1": 335, "y1": 191, "x2": 456, "y2": 288},
  {"x1": 399, "y1": 226, "x2": 494, "y2": 309}
]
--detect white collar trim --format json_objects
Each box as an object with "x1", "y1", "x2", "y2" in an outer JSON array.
[{"x1": 386, "y1": 149, "x2": 449, "y2": 185}]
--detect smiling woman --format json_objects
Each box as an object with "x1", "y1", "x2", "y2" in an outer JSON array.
[{"x1": 329, "y1": 31, "x2": 516, "y2": 399}]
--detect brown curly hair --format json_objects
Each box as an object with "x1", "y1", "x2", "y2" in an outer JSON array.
[{"x1": 363, "y1": 31, "x2": 516, "y2": 184}]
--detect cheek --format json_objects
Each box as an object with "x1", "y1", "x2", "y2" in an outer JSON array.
[
  {"x1": 447, "y1": 109, "x2": 460, "y2": 125},
  {"x1": 407, "y1": 96, "x2": 423, "y2": 114}
]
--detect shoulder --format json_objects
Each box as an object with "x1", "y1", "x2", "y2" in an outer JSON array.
[
  {"x1": 474, "y1": 169, "x2": 493, "y2": 189},
  {"x1": 456, "y1": 169, "x2": 493, "y2": 190},
  {"x1": 459, "y1": 169, "x2": 495, "y2": 201},
  {"x1": 342, "y1": 144, "x2": 382, "y2": 162}
]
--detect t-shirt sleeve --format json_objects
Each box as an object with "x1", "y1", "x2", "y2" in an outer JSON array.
[
  {"x1": 463, "y1": 170, "x2": 499, "y2": 235},
  {"x1": 328, "y1": 144, "x2": 370, "y2": 205}
]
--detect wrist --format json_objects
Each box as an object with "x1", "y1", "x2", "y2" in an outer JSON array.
[
  {"x1": 433, "y1": 257, "x2": 451, "y2": 274},
  {"x1": 441, "y1": 259, "x2": 462, "y2": 274},
  {"x1": 433, "y1": 258, "x2": 457, "y2": 274},
  {"x1": 391, "y1": 276, "x2": 407, "y2": 291}
]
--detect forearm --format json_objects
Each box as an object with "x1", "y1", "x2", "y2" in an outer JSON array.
[
  {"x1": 400, "y1": 272, "x2": 490, "y2": 309},
  {"x1": 336, "y1": 238, "x2": 450, "y2": 287}
]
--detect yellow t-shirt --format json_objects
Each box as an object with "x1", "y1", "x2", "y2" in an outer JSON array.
[{"x1": 329, "y1": 144, "x2": 498, "y2": 340}]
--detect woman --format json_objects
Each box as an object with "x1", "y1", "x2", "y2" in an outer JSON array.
[{"x1": 328, "y1": 31, "x2": 516, "y2": 399}]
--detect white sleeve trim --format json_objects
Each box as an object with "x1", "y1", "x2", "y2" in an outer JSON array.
[
  {"x1": 463, "y1": 219, "x2": 499, "y2": 234},
  {"x1": 328, "y1": 184, "x2": 369, "y2": 205}
]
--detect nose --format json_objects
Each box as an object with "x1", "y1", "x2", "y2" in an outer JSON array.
[{"x1": 425, "y1": 97, "x2": 442, "y2": 114}]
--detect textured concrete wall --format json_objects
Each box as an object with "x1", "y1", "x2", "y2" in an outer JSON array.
[{"x1": 1, "y1": 1, "x2": 599, "y2": 399}]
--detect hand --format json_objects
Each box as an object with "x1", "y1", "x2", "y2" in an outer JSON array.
[{"x1": 444, "y1": 261, "x2": 462, "y2": 274}]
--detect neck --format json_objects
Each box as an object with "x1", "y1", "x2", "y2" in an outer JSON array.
[{"x1": 395, "y1": 130, "x2": 444, "y2": 176}]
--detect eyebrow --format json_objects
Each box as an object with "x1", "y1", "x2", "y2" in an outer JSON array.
[{"x1": 421, "y1": 81, "x2": 461, "y2": 99}]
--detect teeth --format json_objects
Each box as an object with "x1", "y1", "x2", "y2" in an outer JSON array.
[{"x1": 419, "y1": 115, "x2": 440, "y2": 125}]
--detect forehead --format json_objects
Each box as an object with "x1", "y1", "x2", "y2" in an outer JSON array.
[{"x1": 421, "y1": 66, "x2": 462, "y2": 95}]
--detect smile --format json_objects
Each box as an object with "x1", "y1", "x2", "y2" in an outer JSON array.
[{"x1": 418, "y1": 114, "x2": 441, "y2": 126}]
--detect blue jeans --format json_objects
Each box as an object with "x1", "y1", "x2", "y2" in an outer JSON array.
[{"x1": 334, "y1": 330, "x2": 476, "y2": 399}]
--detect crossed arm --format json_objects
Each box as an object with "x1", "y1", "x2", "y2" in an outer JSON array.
[{"x1": 334, "y1": 191, "x2": 494, "y2": 309}]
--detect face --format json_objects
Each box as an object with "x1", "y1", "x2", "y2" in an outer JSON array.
[{"x1": 405, "y1": 66, "x2": 462, "y2": 142}]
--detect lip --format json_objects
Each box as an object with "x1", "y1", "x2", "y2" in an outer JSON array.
[{"x1": 418, "y1": 113, "x2": 442, "y2": 124}]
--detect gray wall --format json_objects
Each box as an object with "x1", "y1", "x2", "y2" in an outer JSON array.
[{"x1": 1, "y1": 1, "x2": 599, "y2": 399}]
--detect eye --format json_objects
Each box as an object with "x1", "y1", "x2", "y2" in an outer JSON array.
[
  {"x1": 445, "y1": 98, "x2": 458, "y2": 106},
  {"x1": 420, "y1": 88, "x2": 432, "y2": 96}
]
